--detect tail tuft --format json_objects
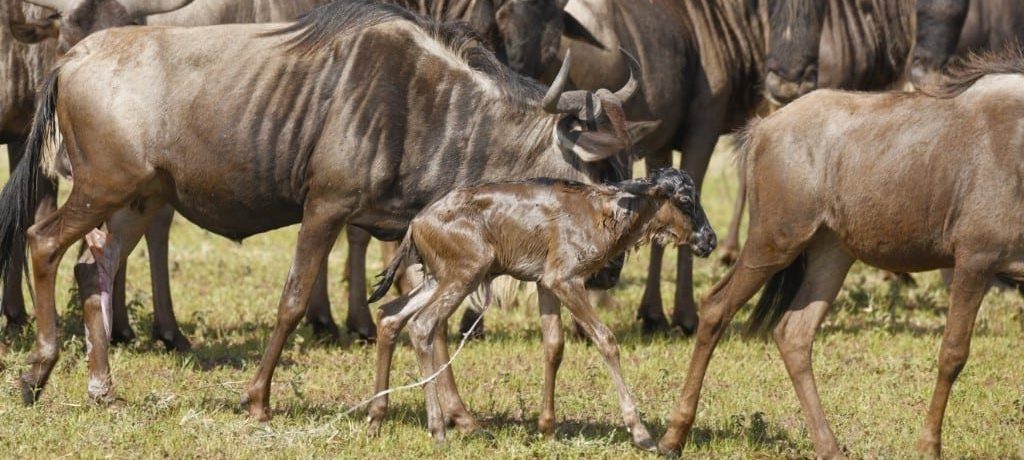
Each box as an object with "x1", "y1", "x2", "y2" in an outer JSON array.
[{"x1": 368, "y1": 232, "x2": 416, "y2": 303}]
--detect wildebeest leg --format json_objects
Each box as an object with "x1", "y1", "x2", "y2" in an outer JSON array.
[
  {"x1": 637, "y1": 151, "x2": 673, "y2": 333},
  {"x1": 145, "y1": 204, "x2": 190, "y2": 351},
  {"x1": 243, "y1": 205, "x2": 346, "y2": 421},
  {"x1": 21, "y1": 186, "x2": 123, "y2": 404},
  {"x1": 673, "y1": 123, "x2": 722, "y2": 335},
  {"x1": 367, "y1": 285, "x2": 436, "y2": 436},
  {"x1": 407, "y1": 280, "x2": 478, "y2": 441},
  {"x1": 76, "y1": 198, "x2": 167, "y2": 403},
  {"x1": 658, "y1": 234, "x2": 802, "y2": 455},
  {"x1": 343, "y1": 226, "x2": 376, "y2": 341},
  {"x1": 432, "y1": 319, "x2": 480, "y2": 433},
  {"x1": 305, "y1": 260, "x2": 339, "y2": 341},
  {"x1": 3, "y1": 140, "x2": 56, "y2": 333},
  {"x1": 718, "y1": 160, "x2": 745, "y2": 266},
  {"x1": 536, "y1": 285, "x2": 563, "y2": 438},
  {"x1": 771, "y1": 235, "x2": 853, "y2": 460},
  {"x1": 543, "y1": 276, "x2": 654, "y2": 451},
  {"x1": 109, "y1": 265, "x2": 135, "y2": 345},
  {"x1": 916, "y1": 258, "x2": 992, "y2": 458}
]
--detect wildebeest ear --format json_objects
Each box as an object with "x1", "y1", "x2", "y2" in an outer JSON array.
[
  {"x1": 9, "y1": 18, "x2": 58, "y2": 43},
  {"x1": 627, "y1": 120, "x2": 660, "y2": 144},
  {"x1": 563, "y1": 12, "x2": 606, "y2": 50},
  {"x1": 555, "y1": 116, "x2": 624, "y2": 162}
]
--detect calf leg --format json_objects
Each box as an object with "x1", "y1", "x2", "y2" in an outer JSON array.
[
  {"x1": 76, "y1": 198, "x2": 167, "y2": 403},
  {"x1": 916, "y1": 258, "x2": 991, "y2": 458},
  {"x1": 771, "y1": 237, "x2": 854, "y2": 460},
  {"x1": 145, "y1": 204, "x2": 190, "y2": 351},
  {"x1": 243, "y1": 204, "x2": 346, "y2": 421},
  {"x1": 659, "y1": 235, "x2": 803, "y2": 455},
  {"x1": 367, "y1": 285, "x2": 436, "y2": 436},
  {"x1": 343, "y1": 226, "x2": 376, "y2": 341},
  {"x1": 536, "y1": 285, "x2": 564, "y2": 437},
  {"x1": 637, "y1": 151, "x2": 673, "y2": 333},
  {"x1": 433, "y1": 320, "x2": 480, "y2": 433},
  {"x1": 545, "y1": 277, "x2": 653, "y2": 451}
]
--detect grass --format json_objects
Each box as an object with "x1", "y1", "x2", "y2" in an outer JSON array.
[{"x1": 1, "y1": 145, "x2": 1023, "y2": 458}]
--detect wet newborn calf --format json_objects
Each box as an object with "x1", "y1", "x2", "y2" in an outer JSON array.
[{"x1": 366, "y1": 168, "x2": 716, "y2": 450}]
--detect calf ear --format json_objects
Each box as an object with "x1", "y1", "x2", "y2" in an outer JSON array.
[
  {"x1": 627, "y1": 120, "x2": 660, "y2": 144},
  {"x1": 9, "y1": 18, "x2": 58, "y2": 43}
]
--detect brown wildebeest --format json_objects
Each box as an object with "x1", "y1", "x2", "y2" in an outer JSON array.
[
  {"x1": 11, "y1": 0, "x2": 570, "y2": 347},
  {"x1": 723, "y1": 0, "x2": 914, "y2": 272},
  {"x1": 525, "y1": 0, "x2": 772, "y2": 335},
  {"x1": 366, "y1": 168, "x2": 715, "y2": 446},
  {"x1": 911, "y1": 0, "x2": 1024, "y2": 88},
  {"x1": 0, "y1": 0, "x2": 656, "y2": 416},
  {"x1": 0, "y1": 1, "x2": 58, "y2": 335},
  {"x1": 658, "y1": 51, "x2": 1024, "y2": 459}
]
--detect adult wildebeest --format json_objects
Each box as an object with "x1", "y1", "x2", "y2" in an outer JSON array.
[
  {"x1": 658, "y1": 51, "x2": 1024, "y2": 459},
  {"x1": 720, "y1": 0, "x2": 914, "y2": 269},
  {"x1": 9, "y1": 0, "x2": 569, "y2": 348},
  {"x1": 911, "y1": 0, "x2": 1024, "y2": 88},
  {"x1": 0, "y1": 0, "x2": 655, "y2": 417},
  {"x1": 535, "y1": 0, "x2": 770, "y2": 334},
  {"x1": 366, "y1": 169, "x2": 715, "y2": 446},
  {"x1": 0, "y1": 1, "x2": 58, "y2": 335}
]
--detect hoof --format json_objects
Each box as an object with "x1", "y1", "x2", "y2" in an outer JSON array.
[
  {"x1": 656, "y1": 440, "x2": 681, "y2": 458},
  {"x1": 88, "y1": 384, "x2": 119, "y2": 406},
  {"x1": 366, "y1": 417, "x2": 383, "y2": 437},
  {"x1": 345, "y1": 322, "x2": 377, "y2": 344},
  {"x1": 310, "y1": 319, "x2": 342, "y2": 342},
  {"x1": 153, "y1": 327, "x2": 192, "y2": 352},
  {"x1": 240, "y1": 392, "x2": 272, "y2": 422},
  {"x1": 20, "y1": 374, "x2": 42, "y2": 406},
  {"x1": 110, "y1": 327, "x2": 137, "y2": 346},
  {"x1": 671, "y1": 317, "x2": 698, "y2": 336},
  {"x1": 639, "y1": 315, "x2": 671, "y2": 335}
]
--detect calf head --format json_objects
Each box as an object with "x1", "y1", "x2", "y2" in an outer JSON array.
[
  {"x1": 624, "y1": 168, "x2": 716, "y2": 258},
  {"x1": 543, "y1": 50, "x2": 659, "y2": 165},
  {"x1": 12, "y1": 0, "x2": 193, "y2": 52},
  {"x1": 764, "y1": 0, "x2": 827, "y2": 105}
]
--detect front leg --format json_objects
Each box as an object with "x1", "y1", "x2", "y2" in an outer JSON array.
[{"x1": 536, "y1": 285, "x2": 564, "y2": 438}]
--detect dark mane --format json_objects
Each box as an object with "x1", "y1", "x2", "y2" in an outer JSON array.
[
  {"x1": 922, "y1": 46, "x2": 1024, "y2": 98},
  {"x1": 267, "y1": 0, "x2": 545, "y2": 105}
]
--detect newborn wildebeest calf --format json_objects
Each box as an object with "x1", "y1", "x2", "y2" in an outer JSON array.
[
  {"x1": 659, "y1": 50, "x2": 1024, "y2": 459},
  {"x1": 365, "y1": 168, "x2": 716, "y2": 448}
]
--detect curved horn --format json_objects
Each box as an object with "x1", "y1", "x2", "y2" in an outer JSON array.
[
  {"x1": 122, "y1": 0, "x2": 193, "y2": 18},
  {"x1": 542, "y1": 49, "x2": 572, "y2": 113},
  {"x1": 614, "y1": 48, "x2": 641, "y2": 102},
  {"x1": 22, "y1": 0, "x2": 72, "y2": 13}
]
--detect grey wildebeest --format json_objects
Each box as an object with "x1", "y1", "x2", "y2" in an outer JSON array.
[
  {"x1": 658, "y1": 51, "x2": 1024, "y2": 459},
  {"x1": 365, "y1": 168, "x2": 715, "y2": 446},
  {"x1": 0, "y1": 0, "x2": 657, "y2": 416},
  {"x1": 10, "y1": 0, "x2": 570, "y2": 348},
  {"x1": 0, "y1": 1, "x2": 58, "y2": 335},
  {"x1": 525, "y1": 0, "x2": 771, "y2": 334},
  {"x1": 911, "y1": 0, "x2": 1024, "y2": 89}
]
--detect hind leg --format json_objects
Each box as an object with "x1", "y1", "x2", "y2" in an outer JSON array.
[
  {"x1": 76, "y1": 197, "x2": 168, "y2": 402},
  {"x1": 536, "y1": 285, "x2": 564, "y2": 437},
  {"x1": 21, "y1": 185, "x2": 129, "y2": 404},
  {"x1": 658, "y1": 231, "x2": 806, "y2": 454},
  {"x1": 770, "y1": 234, "x2": 854, "y2": 459},
  {"x1": 916, "y1": 254, "x2": 993, "y2": 458},
  {"x1": 143, "y1": 204, "x2": 190, "y2": 351}
]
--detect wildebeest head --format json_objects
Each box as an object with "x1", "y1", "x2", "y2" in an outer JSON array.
[
  {"x1": 764, "y1": 0, "x2": 827, "y2": 105},
  {"x1": 910, "y1": 0, "x2": 970, "y2": 89},
  {"x1": 544, "y1": 49, "x2": 659, "y2": 163},
  {"x1": 622, "y1": 168, "x2": 716, "y2": 258},
  {"x1": 11, "y1": 0, "x2": 193, "y2": 52},
  {"x1": 493, "y1": 0, "x2": 566, "y2": 78}
]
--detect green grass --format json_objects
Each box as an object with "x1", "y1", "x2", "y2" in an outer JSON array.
[{"x1": 1, "y1": 146, "x2": 1022, "y2": 458}]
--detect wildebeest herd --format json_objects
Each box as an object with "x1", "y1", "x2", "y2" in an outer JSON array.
[{"x1": 0, "y1": 0, "x2": 1022, "y2": 457}]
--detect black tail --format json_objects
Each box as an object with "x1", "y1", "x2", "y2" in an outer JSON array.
[
  {"x1": 0, "y1": 72, "x2": 59, "y2": 287},
  {"x1": 367, "y1": 232, "x2": 417, "y2": 303},
  {"x1": 747, "y1": 252, "x2": 807, "y2": 337}
]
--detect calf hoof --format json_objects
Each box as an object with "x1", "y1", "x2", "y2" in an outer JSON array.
[
  {"x1": 87, "y1": 379, "x2": 119, "y2": 405},
  {"x1": 717, "y1": 244, "x2": 739, "y2": 266},
  {"x1": 110, "y1": 327, "x2": 137, "y2": 346},
  {"x1": 458, "y1": 310, "x2": 485, "y2": 341},
  {"x1": 537, "y1": 416, "x2": 556, "y2": 439},
  {"x1": 19, "y1": 374, "x2": 43, "y2": 406},
  {"x1": 366, "y1": 416, "x2": 383, "y2": 437},
  {"x1": 153, "y1": 327, "x2": 192, "y2": 353},
  {"x1": 915, "y1": 438, "x2": 941, "y2": 459},
  {"x1": 240, "y1": 392, "x2": 272, "y2": 422},
  {"x1": 656, "y1": 439, "x2": 682, "y2": 458}
]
